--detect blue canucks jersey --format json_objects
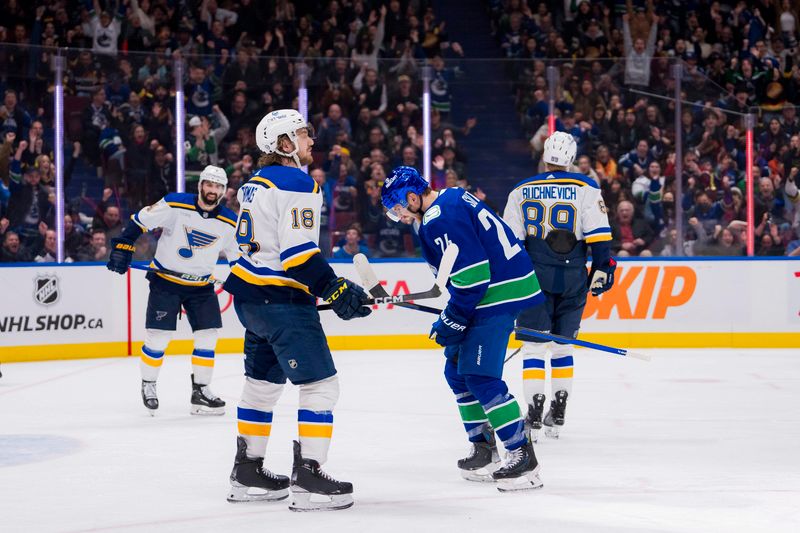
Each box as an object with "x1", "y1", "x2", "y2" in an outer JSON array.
[{"x1": 419, "y1": 188, "x2": 543, "y2": 319}]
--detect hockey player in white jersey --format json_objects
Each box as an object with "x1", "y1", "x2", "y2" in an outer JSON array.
[
  {"x1": 503, "y1": 132, "x2": 616, "y2": 440},
  {"x1": 107, "y1": 165, "x2": 239, "y2": 416},
  {"x1": 223, "y1": 109, "x2": 372, "y2": 511}
]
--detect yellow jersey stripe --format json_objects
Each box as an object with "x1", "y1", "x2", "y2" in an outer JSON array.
[
  {"x1": 585, "y1": 234, "x2": 612, "y2": 244},
  {"x1": 552, "y1": 367, "x2": 574, "y2": 379},
  {"x1": 230, "y1": 264, "x2": 311, "y2": 293},
  {"x1": 282, "y1": 249, "x2": 319, "y2": 270},
  {"x1": 238, "y1": 421, "x2": 271, "y2": 437},
  {"x1": 167, "y1": 201, "x2": 195, "y2": 210},
  {"x1": 312, "y1": 181, "x2": 319, "y2": 194},
  {"x1": 298, "y1": 424, "x2": 333, "y2": 438},
  {"x1": 522, "y1": 369, "x2": 546, "y2": 380},
  {"x1": 217, "y1": 215, "x2": 237, "y2": 227},
  {"x1": 528, "y1": 179, "x2": 587, "y2": 187},
  {"x1": 251, "y1": 176, "x2": 277, "y2": 188}
]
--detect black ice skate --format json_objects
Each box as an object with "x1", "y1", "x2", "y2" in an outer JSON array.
[
  {"x1": 457, "y1": 434, "x2": 501, "y2": 482},
  {"x1": 141, "y1": 380, "x2": 158, "y2": 415},
  {"x1": 543, "y1": 390, "x2": 568, "y2": 438},
  {"x1": 492, "y1": 438, "x2": 543, "y2": 492},
  {"x1": 190, "y1": 374, "x2": 225, "y2": 415},
  {"x1": 227, "y1": 437, "x2": 290, "y2": 503},
  {"x1": 289, "y1": 440, "x2": 353, "y2": 512},
  {"x1": 525, "y1": 394, "x2": 546, "y2": 442}
]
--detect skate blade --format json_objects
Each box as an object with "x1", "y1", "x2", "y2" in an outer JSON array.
[
  {"x1": 190, "y1": 405, "x2": 225, "y2": 416},
  {"x1": 460, "y1": 460, "x2": 501, "y2": 482},
  {"x1": 496, "y1": 466, "x2": 544, "y2": 493},
  {"x1": 227, "y1": 484, "x2": 289, "y2": 503},
  {"x1": 544, "y1": 425, "x2": 561, "y2": 439},
  {"x1": 289, "y1": 490, "x2": 354, "y2": 512},
  {"x1": 144, "y1": 406, "x2": 157, "y2": 416}
]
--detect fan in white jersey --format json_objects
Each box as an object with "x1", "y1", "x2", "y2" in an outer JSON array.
[
  {"x1": 223, "y1": 109, "x2": 371, "y2": 511},
  {"x1": 107, "y1": 165, "x2": 239, "y2": 416},
  {"x1": 502, "y1": 131, "x2": 616, "y2": 440}
]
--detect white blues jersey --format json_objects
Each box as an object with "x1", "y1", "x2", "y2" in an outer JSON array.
[
  {"x1": 130, "y1": 193, "x2": 240, "y2": 287},
  {"x1": 502, "y1": 171, "x2": 612, "y2": 245},
  {"x1": 224, "y1": 165, "x2": 336, "y2": 305}
]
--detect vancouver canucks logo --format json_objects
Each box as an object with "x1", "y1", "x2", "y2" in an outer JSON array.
[{"x1": 178, "y1": 227, "x2": 219, "y2": 258}]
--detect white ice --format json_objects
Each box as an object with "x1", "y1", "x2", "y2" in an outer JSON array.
[{"x1": 1, "y1": 348, "x2": 800, "y2": 533}]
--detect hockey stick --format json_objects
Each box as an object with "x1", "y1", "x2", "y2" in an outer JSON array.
[
  {"x1": 515, "y1": 327, "x2": 652, "y2": 361},
  {"x1": 129, "y1": 264, "x2": 223, "y2": 285},
  {"x1": 504, "y1": 347, "x2": 521, "y2": 364},
  {"x1": 342, "y1": 244, "x2": 460, "y2": 313}
]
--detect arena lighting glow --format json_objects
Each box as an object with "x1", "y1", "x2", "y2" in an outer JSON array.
[
  {"x1": 54, "y1": 55, "x2": 65, "y2": 263},
  {"x1": 174, "y1": 60, "x2": 185, "y2": 194},
  {"x1": 745, "y1": 114, "x2": 755, "y2": 256},
  {"x1": 422, "y1": 66, "x2": 433, "y2": 184},
  {"x1": 297, "y1": 63, "x2": 308, "y2": 173},
  {"x1": 547, "y1": 66, "x2": 558, "y2": 136}
]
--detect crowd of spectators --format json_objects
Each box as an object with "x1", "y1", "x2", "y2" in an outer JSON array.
[
  {"x1": 0, "y1": 0, "x2": 471, "y2": 262},
  {"x1": 3, "y1": 0, "x2": 800, "y2": 263},
  {"x1": 496, "y1": 0, "x2": 800, "y2": 256}
]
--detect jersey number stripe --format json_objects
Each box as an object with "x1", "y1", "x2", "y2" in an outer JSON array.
[
  {"x1": 236, "y1": 209, "x2": 260, "y2": 256},
  {"x1": 521, "y1": 200, "x2": 577, "y2": 237}
]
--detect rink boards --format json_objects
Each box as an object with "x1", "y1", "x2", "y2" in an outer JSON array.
[{"x1": 1, "y1": 258, "x2": 799, "y2": 361}]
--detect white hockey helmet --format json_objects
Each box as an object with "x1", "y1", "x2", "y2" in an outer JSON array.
[
  {"x1": 255, "y1": 109, "x2": 313, "y2": 167},
  {"x1": 198, "y1": 165, "x2": 228, "y2": 188},
  {"x1": 543, "y1": 131, "x2": 577, "y2": 168}
]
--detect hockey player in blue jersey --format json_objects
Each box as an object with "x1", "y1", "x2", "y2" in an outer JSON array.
[
  {"x1": 502, "y1": 131, "x2": 616, "y2": 440},
  {"x1": 107, "y1": 165, "x2": 239, "y2": 416},
  {"x1": 382, "y1": 166, "x2": 544, "y2": 492}
]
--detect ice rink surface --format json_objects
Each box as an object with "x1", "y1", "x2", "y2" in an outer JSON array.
[{"x1": 2, "y1": 347, "x2": 800, "y2": 533}]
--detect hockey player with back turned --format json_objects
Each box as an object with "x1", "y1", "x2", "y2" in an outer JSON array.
[
  {"x1": 381, "y1": 166, "x2": 545, "y2": 492},
  {"x1": 223, "y1": 109, "x2": 372, "y2": 511},
  {"x1": 502, "y1": 131, "x2": 616, "y2": 440},
  {"x1": 107, "y1": 165, "x2": 239, "y2": 416}
]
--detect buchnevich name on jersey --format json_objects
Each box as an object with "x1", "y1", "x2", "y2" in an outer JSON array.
[
  {"x1": 521, "y1": 185, "x2": 577, "y2": 201},
  {"x1": 418, "y1": 187, "x2": 544, "y2": 320},
  {"x1": 129, "y1": 192, "x2": 240, "y2": 292}
]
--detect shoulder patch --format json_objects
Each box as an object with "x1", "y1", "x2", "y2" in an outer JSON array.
[{"x1": 423, "y1": 205, "x2": 441, "y2": 224}]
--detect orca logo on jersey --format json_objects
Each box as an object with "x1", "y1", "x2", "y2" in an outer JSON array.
[{"x1": 178, "y1": 227, "x2": 220, "y2": 258}]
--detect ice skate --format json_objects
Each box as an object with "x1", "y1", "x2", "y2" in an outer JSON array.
[
  {"x1": 457, "y1": 435, "x2": 501, "y2": 482},
  {"x1": 141, "y1": 380, "x2": 158, "y2": 415},
  {"x1": 190, "y1": 374, "x2": 225, "y2": 415},
  {"x1": 492, "y1": 438, "x2": 543, "y2": 492},
  {"x1": 525, "y1": 394, "x2": 546, "y2": 442},
  {"x1": 289, "y1": 440, "x2": 353, "y2": 512},
  {"x1": 543, "y1": 390, "x2": 568, "y2": 438},
  {"x1": 227, "y1": 437, "x2": 290, "y2": 503}
]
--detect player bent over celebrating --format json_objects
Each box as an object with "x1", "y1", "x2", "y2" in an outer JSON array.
[
  {"x1": 223, "y1": 110, "x2": 372, "y2": 510},
  {"x1": 502, "y1": 132, "x2": 616, "y2": 440},
  {"x1": 382, "y1": 166, "x2": 545, "y2": 491},
  {"x1": 106, "y1": 165, "x2": 239, "y2": 415}
]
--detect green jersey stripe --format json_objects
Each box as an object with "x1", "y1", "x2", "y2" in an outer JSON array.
[
  {"x1": 450, "y1": 260, "x2": 491, "y2": 288},
  {"x1": 476, "y1": 271, "x2": 541, "y2": 309}
]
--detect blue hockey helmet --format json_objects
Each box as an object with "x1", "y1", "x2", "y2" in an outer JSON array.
[{"x1": 381, "y1": 166, "x2": 429, "y2": 217}]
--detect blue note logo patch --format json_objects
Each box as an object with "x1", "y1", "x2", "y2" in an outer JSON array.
[
  {"x1": 33, "y1": 274, "x2": 59, "y2": 306},
  {"x1": 178, "y1": 227, "x2": 219, "y2": 258}
]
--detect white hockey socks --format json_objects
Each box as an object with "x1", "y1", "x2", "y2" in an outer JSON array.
[
  {"x1": 191, "y1": 328, "x2": 219, "y2": 385},
  {"x1": 298, "y1": 375, "x2": 339, "y2": 465},
  {"x1": 140, "y1": 329, "x2": 172, "y2": 382},
  {"x1": 550, "y1": 343, "x2": 574, "y2": 396},
  {"x1": 237, "y1": 377, "x2": 284, "y2": 459},
  {"x1": 521, "y1": 341, "x2": 548, "y2": 403}
]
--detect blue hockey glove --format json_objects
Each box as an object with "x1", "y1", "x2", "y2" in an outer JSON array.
[
  {"x1": 321, "y1": 277, "x2": 372, "y2": 320},
  {"x1": 429, "y1": 306, "x2": 469, "y2": 347},
  {"x1": 107, "y1": 237, "x2": 136, "y2": 274},
  {"x1": 588, "y1": 257, "x2": 617, "y2": 296}
]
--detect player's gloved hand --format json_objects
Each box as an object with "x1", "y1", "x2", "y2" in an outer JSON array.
[
  {"x1": 321, "y1": 277, "x2": 372, "y2": 320},
  {"x1": 107, "y1": 237, "x2": 136, "y2": 274},
  {"x1": 429, "y1": 305, "x2": 469, "y2": 347},
  {"x1": 588, "y1": 257, "x2": 617, "y2": 296}
]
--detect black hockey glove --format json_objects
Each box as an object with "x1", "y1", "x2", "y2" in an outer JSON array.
[
  {"x1": 107, "y1": 237, "x2": 136, "y2": 274},
  {"x1": 588, "y1": 257, "x2": 617, "y2": 296},
  {"x1": 429, "y1": 305, "x2": 469, "y2": 347},
  {"x1": 321, "y1": 277, "x2": 372, "y2": 320}
]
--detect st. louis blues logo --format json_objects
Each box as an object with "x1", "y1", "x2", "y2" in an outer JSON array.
[{"x1": 178, "y1": 227, "x2": 219, "y2": 258}]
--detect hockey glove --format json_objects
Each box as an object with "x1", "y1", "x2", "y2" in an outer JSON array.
[
  {"x1": 588, "y1": 257, "x2": 617, "y2": 296},
  {"x1": 107, "y1": 237, "x2": 136, "y2": 274},
  {"x1": 429, "y1": 306, "x2": 469, "y2": 347},
  {"x1": 321, "y1": 277, "x2": 372, "y2": 320}
]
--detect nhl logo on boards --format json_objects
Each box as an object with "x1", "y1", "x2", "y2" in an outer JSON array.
[{"x1": 33, "y1": 274, "x2": 60, "y2": 306}]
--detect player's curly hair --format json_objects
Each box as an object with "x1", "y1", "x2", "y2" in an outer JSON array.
[{"x1": 257, "y1": 133, "x2": 293, "y2": 167}]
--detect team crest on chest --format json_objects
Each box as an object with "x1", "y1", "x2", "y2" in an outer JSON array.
[{"x1": 178, "y1": 226, "x2": 219, "y2": 258}]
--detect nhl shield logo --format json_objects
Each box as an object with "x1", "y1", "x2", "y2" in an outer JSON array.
[{"x1": 34, "y1": 275, "x2": 60, "y2": 306}]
